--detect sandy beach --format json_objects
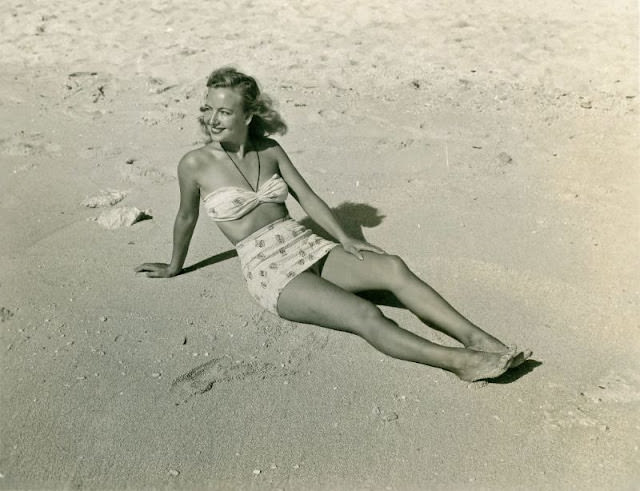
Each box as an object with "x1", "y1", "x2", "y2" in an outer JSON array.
[{"x1": 1, "y1": 0, "x2": 639, "y2": 489}]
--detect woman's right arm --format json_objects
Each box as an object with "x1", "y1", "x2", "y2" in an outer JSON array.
[{"x1": 135, "y1": 154, "x2": 201, "y2": 278}]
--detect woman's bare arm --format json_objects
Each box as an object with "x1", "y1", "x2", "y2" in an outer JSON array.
[
  {"x1": 135, "y1": 153, "x2": 201, "y2": 277},
  {"x1": 275, "y1": 143, "x2": 384, "y2": 259}
]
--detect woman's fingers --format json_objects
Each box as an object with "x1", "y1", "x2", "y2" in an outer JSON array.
[
  {"x1": 345, "y1": 245, "x2": 365, "y2": 260},
  {"x1": 343, "y1": 241, "x2": 386, "y2": 261},
  {"x1": 135, "y1": 263, "x2": 172, "y2": 278},
  {"x1": 359, "y1": 243, "x2": 386, "y2": 254}
]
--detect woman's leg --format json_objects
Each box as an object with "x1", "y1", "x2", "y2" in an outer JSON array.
[
  {"x1": 276, "y1": 271, "x2": 522, "y2": 382},
  {"x1": 320, "y1": 248, "x2": 513, "y2": 352}
]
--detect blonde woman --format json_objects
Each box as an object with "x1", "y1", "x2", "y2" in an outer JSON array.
[{"x1": 136, "y1": 67, "x2": 531, "y2": 382}]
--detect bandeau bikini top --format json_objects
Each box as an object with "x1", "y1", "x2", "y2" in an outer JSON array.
[{"x1": 201, "y1": 173, "x2": 288, "y2": 221}]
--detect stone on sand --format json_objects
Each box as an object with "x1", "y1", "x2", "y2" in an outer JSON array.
[
  {"x1": 94, "y1": 206, "x2": 151, "y2": 229},
  {"x1": 81, "y1": 189, "x2": 127, "y2": 208}
]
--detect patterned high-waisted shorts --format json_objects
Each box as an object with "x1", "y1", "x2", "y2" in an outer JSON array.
[{"x1": 235, "y1": 217, "x2": 338, "y2": 315}]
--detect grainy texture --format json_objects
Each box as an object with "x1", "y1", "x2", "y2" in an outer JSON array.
[{"x1": 0, "y1": 0, "x2": 638, "y2": 489}]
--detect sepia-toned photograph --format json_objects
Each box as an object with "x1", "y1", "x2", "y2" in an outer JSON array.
[{"x1": 1, "y1": 0, "x2": 638, "y2": 489}]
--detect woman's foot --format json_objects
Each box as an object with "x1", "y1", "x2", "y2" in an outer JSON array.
[
  {"x1": 465, "y1": 333, "x2": 532, "y2": 369},
  {"x1": 453, "y1": 347, "x2": 528, "y2": 382},
  {"x1": 465, "y1": 332, "x2": 509, "y2": 353}
]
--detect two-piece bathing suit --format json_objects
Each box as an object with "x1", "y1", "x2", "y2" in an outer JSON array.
[{"x1": 201, "y1": 151, "x2": 337, "y2": 315}]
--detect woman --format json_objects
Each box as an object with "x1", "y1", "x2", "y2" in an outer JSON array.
[{"x1": 136, "y1": 67, "x2": 531, "y2": 382}]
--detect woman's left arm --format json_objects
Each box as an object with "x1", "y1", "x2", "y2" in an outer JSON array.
[{"x1": 275, "y1": 143, "x2": 384, "y2": 260}]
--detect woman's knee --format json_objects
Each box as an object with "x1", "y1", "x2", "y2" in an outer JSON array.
[
  {"x1": 379, "y1": 254, "x2": 411, "y2": 288},
  {"x1": 349, "y1": 300, "x2": 386, "y2": 336}
]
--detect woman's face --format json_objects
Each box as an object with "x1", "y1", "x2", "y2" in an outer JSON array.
[{"x1": 201, "y1": 87, "x2": 251, "y2": 143}]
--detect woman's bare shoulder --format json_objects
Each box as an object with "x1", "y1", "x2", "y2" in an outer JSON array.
[
  {"x1": 256, "y1": 137, "x2": 288, "y2": 161},
  {"x1": 178, "y1": 146, "x2": 221, "y2": 171},
  {"x1": 255, "y1": 137, "x2": 282, "y2": 152}
]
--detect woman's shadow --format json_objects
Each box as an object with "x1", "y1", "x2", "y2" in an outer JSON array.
[
  {"x1": 185, "y1": 201, "x2": 402, "y2": 307},
  {"x1": 299, "y1": 201, "x2": 403, "y2": 308}
]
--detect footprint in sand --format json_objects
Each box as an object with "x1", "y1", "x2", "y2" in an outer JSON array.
[
  {"x1": 63, "y1": 72, "x2": 117, "y2": 108},
  {"x1": 0, "y1": 307, "x2": 15, "y2": 322},
  {"x1": 0, "y1": 131, "x2": 61, "y2": 157},
  {"x1": 541, "y1": 401, "x2": 603, "y2": 430},
  {"x1": 170, "y1": 356, "x2": 268, "y2": 405},
  {"x1": 170, "y1": 329, "x2": 329, "y2": 405}
]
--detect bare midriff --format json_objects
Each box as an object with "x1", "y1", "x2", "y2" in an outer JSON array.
[{"x1": 215, "y1": 202, "x2": 290, "y2": 245}]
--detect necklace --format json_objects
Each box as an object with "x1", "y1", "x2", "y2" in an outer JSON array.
[{"x1": 222, "y1": 142, "x2": 261, "y2": 192}]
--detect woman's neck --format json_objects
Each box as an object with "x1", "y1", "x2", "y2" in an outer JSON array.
[{"x1": 218, "y1": 138, "x2": 251, "y2": 159}]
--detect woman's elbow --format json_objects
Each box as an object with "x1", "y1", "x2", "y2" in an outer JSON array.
[{"x1": 176, "y1": 210, "x2": 199, "y2": 224}]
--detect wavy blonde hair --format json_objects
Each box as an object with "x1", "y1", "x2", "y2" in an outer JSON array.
[{"x1": 199, "y1": 66, "x2": 287, "y2": 141}]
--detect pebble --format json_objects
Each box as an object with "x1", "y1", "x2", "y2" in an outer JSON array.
[
  {"x1": 81, "y1": 190, "x2": 127, "y2": 208},
  {"x1": 94, "y1": 207, "x2": 152, "y2": 229},
  {"x1": 100, "y1": 316, "x2": 107, "y2": 322},
  {"x1": 253, "y1": 469, "x2": 261, "y2": 475},
  {"x1": 497, "y1": 151, "x2": 513, "y2": 165},
  {"x1": 382, "y1": 412, "x2": 399, "y2": 422},
  {"x1": 151, "y1": 372, "x2": 161, "y2": 378},
  {"x1": 168, "y1": 469, "x2": 180, "y2": 477}
]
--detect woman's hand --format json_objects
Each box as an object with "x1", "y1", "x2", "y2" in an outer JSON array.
[
  {"x1": 134, "y1": 263, "x2": 180, "y2": 278},
  {"x1": 340, "y1": 238, "x2": 385, "y2": 260}
]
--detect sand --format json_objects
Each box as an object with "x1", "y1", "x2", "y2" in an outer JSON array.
[{"x1": 1, "y1": 0, "x2": 638, "y2": 489}]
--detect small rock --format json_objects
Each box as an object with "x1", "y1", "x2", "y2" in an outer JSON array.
[
  {"x1": 151, "y1": 372, "x2": 161, "y2": 378},
  {"x1": 497, "y1": 152, "x2": 513, "y2": 165},
  {"x1": 81, "y1": 189, "x2": 127, "y2": 208},
  {"x1": 100, "y1": 316, "x2": 107, "y2": 322},
  {"x1": 94, "y1": 207, "x2": 152, "y2": 229},
  {"x1": 580, "y1": 101, "x2": 592, "y2": 109},
  {"x1": 168, "y1": 469, "x2": 180, "y2": 477},
  {"x1": 253, "y1": 469, "x2": 261, "y2": 475},
  {"x1": 382, "y1": 412, "x2": 399, "y2": 422}
]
